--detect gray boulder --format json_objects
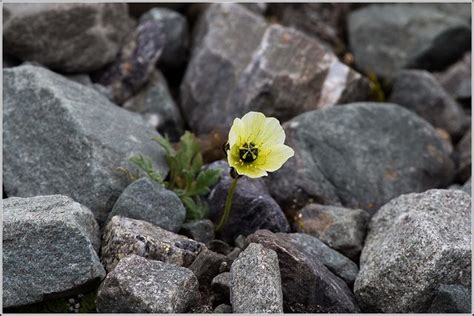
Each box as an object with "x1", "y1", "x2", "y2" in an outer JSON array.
[
  {"x1": 101, "y1": 216, "x2": 204, "y2": 272},
  {"x1": 213, "y1": 304, "x2": 232, "y2": 313},
  {"x1": 427, "y1": 284, "x2": 471, "y2": 313},
  {"x1": 348, "y1": 3, "x2": 471, "y2": 79},
  {"x1": 389, "y1": 70, "x2": 468, "y2": 138},
  {"x1": 96, "y1": 255, "x2": 200, "y2": 313},
  {"x1": 181, "y1": 3, "x2": 369, "y2": 135},
  {"x1": 3, "y1": 3, "x2": 133, "y2": 73},
  {"x1": 3, "y1": 65, "x2": 168, "y2": 223},
  {"x1": 3, "y1": 195, "x2": 105, "y2": 308},
  {"x1": 354, "y1": 189, "x2": 471, "y2": 312},
  {"x1": 247, "y1": 230, "x2": 359, "y2": 313},
  {"x1": 230, "y1": 243, "x2": 284, "y2": 313},
  {"x1": 287, "y1": 233, "x2": 359, "y2": 286},
  {"x1": 453, "y1": 128, "x2": 471, "y2": 183},
  {"x1": 180, "y1": 219, "x2": 215, "y2": 243},
  {"x1": 109, "y1": 177, "x2": 185, "y2": 233},
  {"x1": 123, "y1": 70, "x2": 185, "y2": 141},
  {"x1": 140, "y1": 8, "x2": 189, "y2": 69},
  {"x1": 293, "y1": 204, "x2": 369, "y2": 261},
  {"x1": 267, "y1": 102, "x2": 455, "y2": 216},
  {"x1": 436, "y1": 52, "x2": 471, "y2": 103}
]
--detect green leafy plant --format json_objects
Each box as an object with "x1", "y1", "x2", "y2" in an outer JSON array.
[{"x1": 130, "y1": 131, "x2": 221, "y2": 221}]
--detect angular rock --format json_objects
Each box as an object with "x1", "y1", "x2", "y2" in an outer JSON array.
[
  {"x1": 206, "y1": 239, "x2": 232, "y2": 256},
  {"x1": 180, "y1": 219, "x2": 215, "y2": 243},
  {"x1": 96, "y1": 255, "x2": 199, "y2": 313},
  {"x1": 348, "y1": 3, "x2": 471, "y2": 78},
  {"x1": 234, "y1": 235, "x2": 249, "y2": 250},
  {"x1": 123, "y1": 70, "x2": 185, "y2": 141},
  {"x1": 267, "y1": 102, "x2": 455, "y2": 216},
  {"x1": 109, "y1": 177, "x2": 185, "y2": 233},
  {"x1": 287, "y1": 233, "x2": 359, "y2": 286},
  {"x1": 140, "y1": 8, "x2": 189, "y2": 69},
  {"x1": 189, "y1": 248, "x2": 230, "y2": 287},
  {"x1": 354, "y1": 189, "x2": 471, "y2": 312},
  {"x1": 427, "y1": 284, "x2": 471, "y2": 313},
  {"x1": 101, "y1": 216, "x2": 204, "y2": 272},
  {"x1": 211, "y1": 272, "x2": 231, "y2": 305},
  {"x1": 292, "y1": 204, "x2": 369, "y2": 261},
  {"x1": 3, "y1": 65, "x2": 168, "y2": 223},
  {"x1": 3, "y1": 3, "x2": 133, "y2": 73},
  {"x1": 95, "y1": 19, "x2": 164, "y2": 105},
  {"x1": 462, "y1": 178, "x2": 471, "y2": 196},
  {"x1": 208, "y1": 164, "x2": 290, "y2": 243},
  {"x1": 247, "y1": 230, "x2": 359, "y2": 313},
  {"x1": 181, "y1": 3, "x2": 369, "y2": 135},
  {"x1": 3, "y1": 195, "x2": 105, "y2": 308},
  {"x1": 389, "y1": 70, "x2": 468, "y2": 138},
  {"x1": 453, "y1": 128, "x2": 471, "y2": 183},
  {"x1": 213, "y1": 304, "x2": 232, "y2": 313},
  {"x1": 436, "y1": 52, "x2": 471, "y2": 103},
  {"x1": 230, "y1": 243, "x2": 284, "y2": 313}
]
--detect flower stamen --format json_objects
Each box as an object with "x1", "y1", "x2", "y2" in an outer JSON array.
[{"x1": 239, "y1": 142, "x2": 258, "y2": 163}]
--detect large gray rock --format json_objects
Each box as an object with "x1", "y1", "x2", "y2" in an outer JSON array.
[
  {"x1": 293, "y1": 204, "x2": 369, "y2": 261},
  {"x1": 3, "y1": 65, "x2": 168, "y2": 223},
  {"x1": 354, "y1": 189, "x2": 471, "y2": 312},
  {"x1": 267, "y1": 102, "x2": 455, "y2": 216},
  {"x1": 3, "y1": 195, "x2": 105, "y2": 308},
  {"x1": 101, "y1": 216, "x2": 204, "y2": 272},
  {"x1": 453, "y1": 128, "x2": 471, "y2": 183},
  {"x1": 427, "y1": 284, "x2": 471, "y2": 313},
  {"x1": 247, "y1": 230, "x2": 359, "y2": 313},
  {"x1": 389, "y1": 70, "x2": 468, "y2": 138},
  {"x1": 436, "y1": 52, "x2": 471, "y2": 103},
  {"x1": 140, "y1": 8, "x2": 189, "y2": 69},
  {"x1": 109, "y1": 177, "x2": 186, "y2": 233},
  {"x1": 3, "y1": 4, "x2": 133, "y2": 73},
  {"x1": 287, "y1": 233, "x2": 359, "y2": 286},
  {"x1": 123, "y1": 70, "x2": 185, "y2": 141},
  {"x1": 208, "y1": 163, "x2": 290, "y2": 243},
  {"x1": 348, "y1": 3, "x2": 471, "y2": 79},
  {"x1": 181, "y1": 3, "x2": 369, "y2": 135},
  {"x1": 230, "y1": 243, "x2": 283, "y2": 313},
  {"x1": 96, "y1": 255, "x2": 200, "y2": 313}
]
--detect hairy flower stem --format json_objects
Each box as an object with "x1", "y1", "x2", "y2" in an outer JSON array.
[{"x1": 216, "y1": 177, "x2": 240, "y2": 232}]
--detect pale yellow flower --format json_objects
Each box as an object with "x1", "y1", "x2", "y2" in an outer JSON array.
[{"x1": 226, "y1": 111, "x2": 294, "y2": 178}]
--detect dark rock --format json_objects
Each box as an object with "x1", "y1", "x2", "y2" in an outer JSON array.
[
  {"x1": 213, "y1": 304, "x2": 232, "y2": 313},
  {"x1": 462, "y1": 178, "x2": 471, "y2": 196},
  {"x1": 101, "y1": 216, "x2": 204, "y2": 272},
  {"x1": 3, "y1": 65, "x2": 167, "y2": 223},
  {"x1": 206, "y1": 239, "x2": 232, "y2": 256},
  {"x1": 230, "y1": 243, "x2": 284, "y2": 313},
  {"x1": 3, "y1": 4, "x2": 133, "y2": 73},
  {"x1": 453, "y1": 128, "x2": 471, "y2": 183},
  {"x1": 109, "y1": 177, "x2": 186, "y2": 233},
  {"x1": 348, "y1": 3, "x2": 471, "y2": 78},
  {"x1": 3, "y1": 195, "x2": 105, "y2": 308},
  {"x1": 389, "y1": 70, "x2": 468, "y2": 138},
  {"x1": 140, "y1": 8, "x2": 189, "y2": 69},
  {"x1": 189, "y1": 248, "x2": 230, "y2": 287},
  {"x1": 427, "y1": 284, "x2": 471, "y2": 313},
  {"x1": 180, "y1": 219, "x2": 215, "y2": 243},
  {"x1": 436, "y1": 52, "x2": 471, "y2": 103},
  {"x1": 225, "y1": 247, "x2": 241, "y2": 263},
  {"x1": 234, "y1": 235, "x2": 249, "y2": 250},
  {"x1": 3, "y1": 53, "x2": 21, "y2": 68},
  {"x1": 267, "y1": 102, "x2": 455, "y2": 216},
  {"x1": 208, "y1": 164, "x2": 290, "y2": 243},
  {"x1": 355, "y1": 189, "x2": 471, "y2": 312},
  {"x1": 292, "y1": 204, "x2": 369, "y2": 261},
  {"x1": 95, "y1": 19, "x2": 164, "y2": 105},
  {"x1": 211, "y1": 272, "x2": 231, "y2": 305},
  {"x1": 96, "y1": 255, "x2": 199, "y2": 313},
  {"x1": 247, "y1": 230, "x2": 359, "y2": 313},
  {"x1": 123, "y1": 70, "x2": 185, "y2": 141},
  {"x1": 128, "y1": 3, "x2": 189, "y2": 18},
  {"x1": 181, "y1": 3, "x2": 369, "y2": 135},
  {"x1": 287, "y1": 233, "x2": 359, "y2": 286}
]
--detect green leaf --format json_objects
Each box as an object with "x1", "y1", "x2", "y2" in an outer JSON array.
[
  {"x1": 154, "y1": 135, "x2": 175, "y2": 156},
  {"x1": 188, "y1": 168, "x2": 221, "y2": 196},
  {"x1": 129, "y1": 154, "x2": 164, "y2": 184}
]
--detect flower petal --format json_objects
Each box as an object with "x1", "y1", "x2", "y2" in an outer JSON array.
[
  {"x1": 240, "y1": 111, "x2": 266, "y2": 143},
  {"x1": 256, "y1": 117, "x2": 285, "y2": 147},
  {"x1": 256, "y1": 144, "x2": 294, "y2": 172},
  {"x1": 234, "y1": 163, "x2": 268, "y2": 178},
  {"x1": 228, "y1": 118, "x2": 244, "y2": 147}
]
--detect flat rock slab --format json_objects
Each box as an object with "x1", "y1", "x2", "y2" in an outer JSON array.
[
  {"x1": 267, "y1": 102, "x2": 455, "y2": 216},
  {"x1": 355, "y1": 189, "x2": 471, "y2": 312},
  {"x1": 3, "y1": 3, "x2": 133, "y2": 73},
  {"x1": 247, "y1": 230, "x2": 359, "y2": 313},
  {"x1": 230, "y1": 243, "x2": 284, "y2": 313},
  {"x1": 101, "y1": 216, "x2": 204, "y2": 272},
  {"x1": 3, "y1": 65, "x2": 168, "y2": 223},
  {"x1": 96, "y1": 255, "x2": 199, "y2": 313},
  {"x1": 3, "y1": 195, "x2": 105, "y2": 308}
]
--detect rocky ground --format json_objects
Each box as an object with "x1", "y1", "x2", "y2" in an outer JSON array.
[{"x1": 2, "y1": 2, "x2": 472, "y2": 313}]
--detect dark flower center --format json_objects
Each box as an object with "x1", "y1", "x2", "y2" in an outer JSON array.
[{"x1": 239, "y1": 142, "x2": 258, "y2": 163}]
